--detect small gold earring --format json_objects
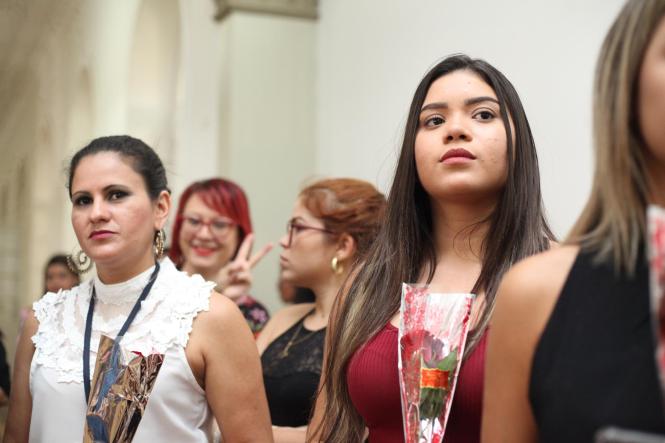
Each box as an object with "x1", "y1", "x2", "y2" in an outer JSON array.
[
  {"x1": 331, "y1": 256, "x2": 344, "y2": 275},
  {"x1": 67, "y1": 249, "x2": 93, "y2": 274},
  {"x1": 154, "y1": 229, "x2": 166, "y2": 259}
]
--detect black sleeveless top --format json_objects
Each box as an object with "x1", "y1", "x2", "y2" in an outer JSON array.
[
  {"x1": 261, "y1": 311, "x2": 326, "y2": 427},
  {"x1": 530, "y1": 247, "x2": 665, "y2": 442}
]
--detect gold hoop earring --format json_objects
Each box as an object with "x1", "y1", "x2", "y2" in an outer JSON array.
[
  {"x1": 331, "y1": 256, "x2": 344, "y2": 275},
  {"x1": 154, "y1": 229, "x2": 166, "y2": 259},
  {"x1": 67, "y1": 249, "x2": 93, "y2": 274}
]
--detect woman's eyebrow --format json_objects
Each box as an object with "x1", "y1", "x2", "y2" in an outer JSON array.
[
  {"x1": 70, "y1": 184, "x2": 130, "y2": 198},
  {"x1": 102, "y1": 184, "x2": 130, "y2": 191},
  {"x1": 420, "y1": 96, "x2": 499, "y2": 113},
  {"x1": 70, "y1": 190, "x2": 89, "y2": 199},
  {"x1": 420, "y1": 102, "x2": 448, "y2": 113},
  {"x1": 464, "y1": 96, "x2": 499, "y2": 106}
]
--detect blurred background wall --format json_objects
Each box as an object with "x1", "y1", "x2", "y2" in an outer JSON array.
[{"x1": 0, "y1": 0, "x2": 624, "y2": 365}]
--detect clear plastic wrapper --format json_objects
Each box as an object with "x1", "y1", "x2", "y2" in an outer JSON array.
[
  {"x1": 83, "y1": 335, "x2": 164, "y2": 443},
  {"x1": 398, "y1": 283, "x2": 474, "y2": 443}
]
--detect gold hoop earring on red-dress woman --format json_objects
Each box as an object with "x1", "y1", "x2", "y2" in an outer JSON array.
[{"x1": 331, "y1": 256, "x2": 344, "y2": 275}]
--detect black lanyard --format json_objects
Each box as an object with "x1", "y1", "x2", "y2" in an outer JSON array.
[{"x1": 83, "y1": 262, "x2": 161, "y2": 402}]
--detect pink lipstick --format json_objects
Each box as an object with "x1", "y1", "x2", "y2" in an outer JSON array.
[
  {"x1": 89, "y1": 230, "x2": 115, "y2": 240},
  {"x1": 440, "y1": 148, "x2": 476, "y2": 164}
]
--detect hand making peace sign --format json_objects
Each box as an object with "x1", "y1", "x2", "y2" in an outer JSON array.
[{"x1": 216, "y1": 233, "x2": 273, "y2": 299}]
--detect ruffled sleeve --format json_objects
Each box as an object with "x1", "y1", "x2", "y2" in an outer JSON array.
[{"x1": 31, "y1": 284, "x2": 91, "y2": 383}]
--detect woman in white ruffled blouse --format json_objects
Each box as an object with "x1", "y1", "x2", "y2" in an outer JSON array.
[{"x1": 5, "y1": 135, "x2": 273, "y2": 442}]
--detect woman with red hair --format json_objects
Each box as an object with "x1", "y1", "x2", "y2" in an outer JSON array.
[{"x1": 170, "y1": 178, "x2": 272, "y2": 335}]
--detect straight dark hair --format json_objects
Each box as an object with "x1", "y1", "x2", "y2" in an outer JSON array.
[{"x1": 315, "y1": 54, "x2": 554, "y2": 442}]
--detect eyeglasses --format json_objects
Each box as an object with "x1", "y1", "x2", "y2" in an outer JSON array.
[
  {"x1": 285, "y1": 219, "x2": 335, "y2": 247},
  {"x1": 178, "y1": 215, "x2": 236, "y2": 238}
]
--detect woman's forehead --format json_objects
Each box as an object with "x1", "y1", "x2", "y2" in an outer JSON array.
[
  {"x1": 184, "y1": 192, "x2": 231, "y2": 218},
  {"x1": 425, "y1": 70, "x2": 497, "y2": 103},
  {"x1": 292, "y1": 198, "x2": 321, "y2": 221},
  {"x1": 70, "y1": 152, "x2": 142, "y2": 193}
]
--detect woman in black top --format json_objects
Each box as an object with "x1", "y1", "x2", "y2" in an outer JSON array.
[
  {"x1": 0, "y1": 330, "x2": 10, "y2": 406},
  {"x1": 483, "y1": 1, "x2": 665, "y2": 442},
  {"x1": 256, "y1": 178, "x2": 385, "y2": 442}
]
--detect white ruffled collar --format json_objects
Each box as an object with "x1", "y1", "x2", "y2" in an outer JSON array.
[
  {"x1": 31, "y1": 257, "x2": 215, "y2": 383},
  {"x1": 92, "y1": 262, "x2": 159, "y2": 305}
]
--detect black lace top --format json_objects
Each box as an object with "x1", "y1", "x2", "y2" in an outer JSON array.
[
  {"x1": 261, "y1": 311, "x2": 326, "y2": 426},
  {"x1": 0, "y1": 338, "x2": 10, "y2": 396}
]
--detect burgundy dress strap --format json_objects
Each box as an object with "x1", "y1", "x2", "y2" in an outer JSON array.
[{"x1": 347, "y1": 323, "x2": 488, "y2": 443}]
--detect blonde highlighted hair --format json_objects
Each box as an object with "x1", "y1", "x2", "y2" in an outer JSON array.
[{"x1": 568, "y1": 0, "x2": 665, "y2": 274}]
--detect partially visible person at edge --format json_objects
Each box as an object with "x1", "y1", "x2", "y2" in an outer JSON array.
[
  {"x1": 44, "y1": 254, "x2": 80, "y2": 293},
  {"x1": 169, "y1": 178, "x2": 273, "y2": 337},
  {"x1": 0, "y1": 329, "x2": 10, "y2": 407},
  {"x1": 308, "y1": 54, "x2": 554, "y2": 443},
  {"x1": 4, "y1": 135, "x2": 273, "y2": 442},
  {"x1": 483, "y1": 1, "x2": 665, "y2": 442},
  {"x1": 18, "y1": 254, "x2": 82, "y2": 341},
  {"x1": 258, "y1": 178, "x2": 386, "y2": 443}
]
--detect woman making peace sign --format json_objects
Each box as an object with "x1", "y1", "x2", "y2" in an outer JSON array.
[{"x1": 169, "y1": 178, "x2": 273, "y2": 336}]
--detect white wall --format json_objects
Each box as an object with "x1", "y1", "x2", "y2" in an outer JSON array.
[
  {"x1": 170, "y1": 9, "x2": 317, "y2": 313},
  {"x1": 215, "y1": 12, "x2": 317, "y2": 313},
  {"x1": 316, "y1": 0, "x2": 625, "y2": 238}
]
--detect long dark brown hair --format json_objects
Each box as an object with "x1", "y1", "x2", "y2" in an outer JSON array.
[{"x1": 315, "y1": 54, "x2": 554, "y2": 442}]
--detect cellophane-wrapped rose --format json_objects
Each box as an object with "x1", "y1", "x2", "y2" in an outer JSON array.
[
  {"x1": 647, "y1": 205, "x2": 665, "y2": 406},
  {"x1": 398, "y1": 284, "x2": 474, "y2": 443},
  {"x1": 83, "y1": 335, "x2": 164, "y2": 443}
]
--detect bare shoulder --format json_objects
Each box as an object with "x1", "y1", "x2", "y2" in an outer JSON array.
[
  {"x1": 15, "y1": 307, "x2": 39, "y2": 358},
  {"x1": 23, "y1": 308, "x2": 40, "y2": 336},
  {"x1": 501, "y1": 244, "x2": 580, "y2": 301},
  {"x1": 198, "y1": 291, "x2": 247, "y2": 331},
  {"x1": 492, "y1": 244, "x2": 580, "y2": 340},
  {"x1": 186, "y1": 291, "x2": 257, "y2": 388},
  {"x1": 481, "y1": 245, "x2": 579, "y2": 443}
]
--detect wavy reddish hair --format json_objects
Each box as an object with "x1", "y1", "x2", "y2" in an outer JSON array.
[
  {"x1": 169, "y1": 178, "x2": 253, "y2": 266},
  {"x1": 299, "y1": 178, "x2": 386, "y2": 259}
]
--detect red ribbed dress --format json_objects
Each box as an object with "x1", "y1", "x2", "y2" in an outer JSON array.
[{"x1": 347, "y1": 323, "x2": 488, "y2": 443}]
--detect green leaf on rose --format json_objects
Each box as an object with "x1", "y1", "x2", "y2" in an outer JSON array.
[
  {"x1": 419, "y1": 387, "x2": 446, "y2": 419},
  {"x1": 437, "y1": 349, "x2": 458, "y2": 372}
]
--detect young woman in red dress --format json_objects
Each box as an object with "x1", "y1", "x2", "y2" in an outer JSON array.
[{"x1": 309, "y1": 54, "x2": 554, "y2": 443}]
